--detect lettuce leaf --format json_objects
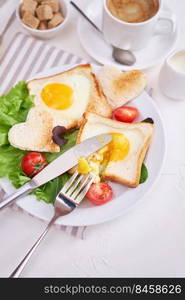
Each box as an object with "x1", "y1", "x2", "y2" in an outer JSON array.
[
  {"x1": 0, "y1": 81, "x2": 33, "y2": 146},
  {"x1": 0, "y1": 145, "x2": 27, "y2": 178},
  {"x1": 0, "y1": 82, "x2": 78, "y2": 204},
  {"x1": 139, "y1": 163, "x2": 148, "y2": 184}
]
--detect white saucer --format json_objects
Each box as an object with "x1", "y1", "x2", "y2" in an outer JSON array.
[{"x1": 77, "y1": 0, "x2": 178, "y2": 70}]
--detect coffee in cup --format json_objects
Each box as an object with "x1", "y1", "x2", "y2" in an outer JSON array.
[
  {"x1": 107, "y1": 0, "x2": 159, "y2": 23},
  {"x1": 102, "y1": 0, "x2": 176, "y2": 51}
]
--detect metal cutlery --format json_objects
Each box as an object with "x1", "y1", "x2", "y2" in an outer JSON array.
[
  {"x1": 10, "y1": 171, "x2": 95, "y2": 278},
  {"x1": 0, "y1": 134, "x2": 112, "y2": 211}
]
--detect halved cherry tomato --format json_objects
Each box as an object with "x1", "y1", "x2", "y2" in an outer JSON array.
[
  {"x1": 113, "y1": 106, "x2": 139, "y2": 123},
  {"x1": 86, "y1": 182, "x2": 113, "y2": 205},
  {"x1": 21, "y1": 152, "x2": 47, "y2": 178}
]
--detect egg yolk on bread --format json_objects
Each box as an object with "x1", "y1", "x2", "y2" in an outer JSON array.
[
  {"x1": 41, "y1": 83, "x2": 73, "y2": 110},
  {"x1": 77, "y1": 133, "x2": 130, "y2": 180}
]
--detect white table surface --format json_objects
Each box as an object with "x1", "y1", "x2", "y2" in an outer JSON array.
[{"x1": 0, "y1": 0, "x2": 185, "y2": 278}]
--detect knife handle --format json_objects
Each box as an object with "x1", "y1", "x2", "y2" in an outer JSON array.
[{"x1": 0, "y1": 182, "x2": 33, "y2": 211}]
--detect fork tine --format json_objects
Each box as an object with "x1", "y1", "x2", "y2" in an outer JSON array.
[
  {"x1": 75, "y1": 176, "x2": 95, "y2": 204},
  {"x1": 60, "y1": 171, "x2": 79, "y2": 193},
  {"x1": 66, "y1": 174, "x2": 84, "y2": 196},
  {"x1": 71, "y1": 174, "x2": 91, "y2": 199}
]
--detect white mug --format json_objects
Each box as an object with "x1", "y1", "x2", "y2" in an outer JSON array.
[
  {"x1": 102, "y1": 0, "x2": 176, "y2": 51},
  {"x1": 159, "y1": 49, "x2": 185, "y2": 101}
]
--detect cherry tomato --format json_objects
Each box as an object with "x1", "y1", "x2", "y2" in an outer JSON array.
[
  {"x1": 113, "y1": 106, "x2": 139, "y2": 123},
  {"x1": 86, "y1": 182, "x2": 113, "y2": 205},
  {"x1": 21, "y1": 152, "x2": 47, "y2": 178}
]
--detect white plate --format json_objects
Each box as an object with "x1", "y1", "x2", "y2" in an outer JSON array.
[
  {"x1": 77, "y1": 0, "x2": 178, "y2": 70},
  {"x1": 2, "y1": 64, "x2": 166, "y2": 226}
]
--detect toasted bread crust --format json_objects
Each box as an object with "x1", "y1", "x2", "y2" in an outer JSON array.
[
  {"x1": 113, "y1": 70, "x2": 145, "y2": 93},
  {"x1": 86, "y1": 72, "x2": 112, "y2": 119},
  {"x1": 27, "y1": 64, "x2": 92, "y2": 85},
  {"x1": 76, "y1": 113, "x2": 88, "y2": 144},
  {"x1": 30, "y1": 108, "x2": 60, "y2": 152},
  {"x1": 102, "y1": 134, "x2": 153, "y2": 187},
  {"x1": 8, "y1": 107, "x2": 60, "y2": 152},
  {"x1": 97, "y1": 66, "x2": 147, "y2": 109}
]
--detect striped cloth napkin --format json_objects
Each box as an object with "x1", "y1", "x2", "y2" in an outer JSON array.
[
  {"x1": 0, "y1": 32, "x2": 88, "y2": 238},
  {"x1": 0, "y1": 32, "x2": 86, "y2": 94}
]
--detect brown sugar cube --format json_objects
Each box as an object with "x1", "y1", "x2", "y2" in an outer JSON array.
[
  {"x1": 38, "y1": 21, "x2": 48, "y2": 30},
  {"x1": 42, "y1": 0, "x2": 59, "y2": 13},
  {"x1": 48, "y1": 12, "x2": 64, "y2": 29},
  {"x1": 22, "y1": 0, "x2": 38, "y2": 7},
  {"x1": 36, "y1": 4, "x2": 53, "y2": 20},
  {"x1": 20, "y1": 0, "x2": 38, "y2": 16},
  {"x1": 22, "y1": 11, "x2": 40, "y2": 29}
]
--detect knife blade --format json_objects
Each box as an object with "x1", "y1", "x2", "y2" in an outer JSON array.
[
  {"x1": 0, "y1": 134, "x2": 112, "y2": 210},
  {"x1": 32, "y1": 133, "x2": 112, "y2": 187}
]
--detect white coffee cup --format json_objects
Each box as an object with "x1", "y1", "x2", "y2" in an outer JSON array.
[
  {"x1": 159, "y1": 49, "x2": 185, "y2": 101},
  {"x1": 102, "y1": 0, "x2": 176, "y2": 51}
]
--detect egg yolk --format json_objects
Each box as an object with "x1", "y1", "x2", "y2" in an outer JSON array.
[
  {"x1": 107, "y1": 132, "x2": 130, "y2": 162},
  {"x1": 78, "y1": 157, "x2": 91, "y2": 174},
  {"x1": 41, "y1": 83, "x2": 73, "y2": 110}
]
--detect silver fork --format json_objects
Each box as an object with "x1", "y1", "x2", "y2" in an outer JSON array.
[{"x1": 10, "y1": 171, "x2": 94, "y2": 278}]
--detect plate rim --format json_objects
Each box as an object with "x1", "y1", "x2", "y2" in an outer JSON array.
[
  {"x1": 11, "y1": 63, "x2": 167, "y2": 226},
  {"x1": 77, "y1": 0, "x2": 178, "y2": 70}
]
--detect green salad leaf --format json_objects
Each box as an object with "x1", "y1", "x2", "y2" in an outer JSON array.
[
  {"x1": 140, "y1": 163, "x2": 148, "y2": 184},
  {"x1": 0, "y1": 145, "x2": 27, "y2": 179},
  {"x1": 0, "y1": 82, "x2": 78, "y2": 204},
  {"x1": 0, "y1": 81, "x2": 33, "y2": 146}
]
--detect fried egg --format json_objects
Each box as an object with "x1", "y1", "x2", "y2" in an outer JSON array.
[
  {"x1": 8, "y1": 65, "x2": 112, "y2": 153},
  {"x1": 76, "y1": 112, "x2": 154, "y2": 187},
  {"x1": 78, "y1": 132, "x2": 130, "y2": 182},
  {"x1": 28, "y1": 73, "x2": 91, "y2": 128}
]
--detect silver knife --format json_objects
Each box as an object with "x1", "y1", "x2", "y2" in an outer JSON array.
[{"x1": 0, "y1": 134, "x2": 112, "y2": 211}]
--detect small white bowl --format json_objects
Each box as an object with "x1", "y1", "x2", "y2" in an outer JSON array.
[{"x1": 16, "y1": 0, "x2": 70, "y2": 39}]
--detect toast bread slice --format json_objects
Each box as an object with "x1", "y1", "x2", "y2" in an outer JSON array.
[
  {"x1": 27, "y1": 64, "x2": 112, "y2": 126},
  {"x1": 77, "y1": 112, "x2": 154, "y2": 187},
  {"x1": 8, "y1": 106, "x2": 60, "y2": 152},
  {"x1": 97, "y1": 66, "x2": 147, "y2": 109},
  {"x1": 8, "y1": 64, "x2": 112, "y2": 152}
]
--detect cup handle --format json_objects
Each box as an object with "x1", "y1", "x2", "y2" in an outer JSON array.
[{"x1": 155, "y1": 11, "x2": 176, "y2": 35}]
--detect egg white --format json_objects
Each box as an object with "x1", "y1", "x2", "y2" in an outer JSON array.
[{"x1": 28, "y1": 74, "x2": 91, "y2": 128}]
